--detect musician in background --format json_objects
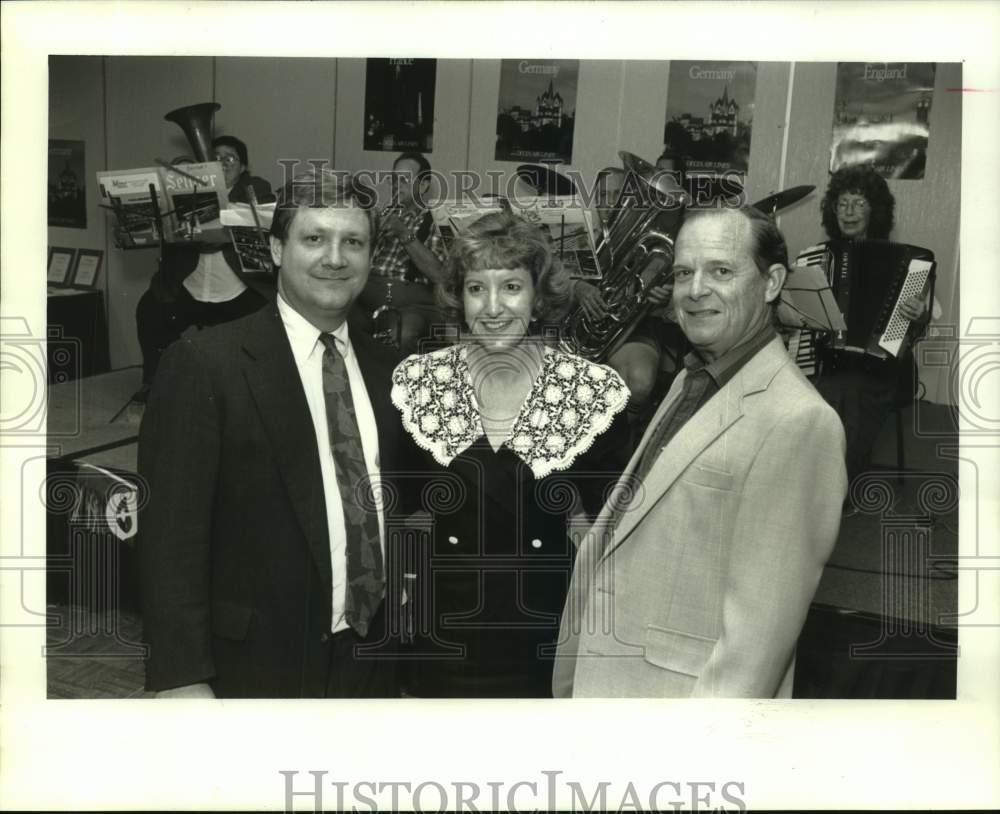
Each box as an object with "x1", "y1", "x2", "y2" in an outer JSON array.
[
  {"x1": 357, "y1": 151, "x2": 448, "y2": 354},
  {"x1": 814, "y1": 165, "x2": 932, "y2": 491},
  {"x1": 213, "y1": 135, "x2": 274, "y2": 204},
  {"x1": 135, "y1": 135, "x2": 275, "y2": 392},
  {"x1": 594, "y1": 165, "x2": 625, "y2": 221},
  {"x1": 574, "y1": 157, "x2": 684, "y2": 439}
]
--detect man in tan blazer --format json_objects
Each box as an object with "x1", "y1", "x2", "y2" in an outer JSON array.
[{"x1": 553, "y1": 205, "x2": 847, "y2": 698}]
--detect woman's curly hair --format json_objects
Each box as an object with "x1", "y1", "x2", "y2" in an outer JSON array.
[
  {"x1": 820, "y1": 164, "x2": 895, "y2": 241},
  {"x1": 437, "y1": 210, "x2": 572, "y2": 330}
]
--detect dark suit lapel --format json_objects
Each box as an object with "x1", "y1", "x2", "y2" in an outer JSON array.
[{"x1": 241, "y1": 306, "x2": 333, "y2": 598}]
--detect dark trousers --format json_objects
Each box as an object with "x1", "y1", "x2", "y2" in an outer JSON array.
[
  {"x1": 815, "y1": 353, "x2": 899, "y2": 485},
  {"x1": 136, "y1": 286, "x2": 267, "y2": 386},
  {"x1": 324, "y1": 603, "x2": 399, "y2": 698}
]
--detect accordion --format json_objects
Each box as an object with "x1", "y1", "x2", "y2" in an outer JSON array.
[{"x1": 794, "y1": 239, "x2": 936, "y2": 360}]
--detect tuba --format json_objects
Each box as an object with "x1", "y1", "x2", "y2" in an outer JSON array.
[
  {"x1": 560, "y1": 151, "x2": 687, "y2": 361},
  {"x1": 164, "y1": 102, "x2": 220, "y2": 163}
]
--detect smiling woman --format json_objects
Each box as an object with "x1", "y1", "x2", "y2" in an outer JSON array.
[{"x1": 388, "y1": 211, "x2": 631, "y2": 698}]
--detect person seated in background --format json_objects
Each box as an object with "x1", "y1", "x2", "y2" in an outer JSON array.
[
  {"x1": 135, "y1": 135, "x2": 274, "y2": 391},
  {"x1": 212, "y1": 134, "x2": 275, "y2": 206},
  {"x1": 356, "y1": 151, "x2": 449, "y2": 354},
  {"x1": 812, "y1": 165, "x2": 934, "y2": 494},
  {"x1": 594, "y1": 165, "x2": 625, "y2": 220}
]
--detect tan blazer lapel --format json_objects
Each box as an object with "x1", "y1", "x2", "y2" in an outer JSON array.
[
  {"x1": 573, "y1": 373, "x2": 687, "y2": 570},
  {"x1": 603, "y1": 386, "x2": 741, "y2": 560},
  {"x1": 599, "y1": 337, "x2": 791, "y2": 563}
]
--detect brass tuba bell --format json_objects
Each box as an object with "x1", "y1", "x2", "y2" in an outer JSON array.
[
  {"x1": 164, "y1": 102, "x2": 221, "y2": 162},
  {"x1": 560, "y1": 151, "x2": 688, "y2": 361}
]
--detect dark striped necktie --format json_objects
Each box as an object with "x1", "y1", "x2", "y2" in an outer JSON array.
[{"x1": 318, "y1": 333, "x2": 384, "y2": 636}]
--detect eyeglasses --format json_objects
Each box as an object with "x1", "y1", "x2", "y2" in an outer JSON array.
[
  {"x1": 218, "y1": 154, "x2": 241, "y2": 167},
  {"x1": 836, "y1": 197, "x2": 870, "y2": 214}
]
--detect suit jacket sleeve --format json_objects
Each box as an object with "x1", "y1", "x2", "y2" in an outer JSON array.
[
  {"x1": 690, "y1": 400, "x2": 847, "y2": 697},
  {"x1": 137, "y1": 338, "x2": 221, "y2": 691}
]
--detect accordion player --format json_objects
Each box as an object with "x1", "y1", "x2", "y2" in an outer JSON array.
[
  {"x1": 792, "y1": 238, "x2": 936, "y2": 486},
  {"x1": 797, "y1": 238, "x2": 936, "y2": 361},
  {"x1": 782, "y1": 239, "x2": 936, "y2": 379}
]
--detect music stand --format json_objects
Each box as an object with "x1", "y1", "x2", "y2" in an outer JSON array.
[{"x1": 778, "y1": 263, "x2": 847, "y2": 333}]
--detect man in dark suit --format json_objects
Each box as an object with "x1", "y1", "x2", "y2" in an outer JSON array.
[{"x1": 138, "y1": 169, "x2": 403, "y2": 698}]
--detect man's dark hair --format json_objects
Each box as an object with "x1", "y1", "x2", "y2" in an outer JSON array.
[
  {"x1": 270, "y1": 168, "x2": 376, "y2": 243},
  {"x1": 394, "y1": 151, "x2": 432, "y2": 183},
  {"x1": 212, "y1": 135, "x2": 249, "y2": 168},
  {"x1": 820, "y1": 164, "x2": 895, "y2": 240},
  {"x1": 742, "y1": 204, "x2": 789, "y2": 275},
  {"x1": 681, "y1": 205, "x2": 789, "y2": 276}
]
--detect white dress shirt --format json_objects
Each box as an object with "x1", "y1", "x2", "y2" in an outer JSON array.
[
  {"x1": 182, "y1": 248, "x2": 248, "y2": 302},
  {"x1": 277, "y1": 295, "x2": 385, "y2": 633}
]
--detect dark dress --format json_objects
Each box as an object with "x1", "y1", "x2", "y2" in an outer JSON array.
[
  {"x1": 390, "y1": 344, "x2": 630, "y2": 697},
  {"x1": 808, "y1": 239, "x2": 926, "y2": 484}
]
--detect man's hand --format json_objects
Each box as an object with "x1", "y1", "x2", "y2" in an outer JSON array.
[
  {"x1": 645, "y1": 283, "x2": 672, "y2": 307},
  {"x1": 382, "y1": 212, "x2": 413, "y2": 243},
  {"x1": 898, "y1": 294, "x2": 928, "y2": 322},
  {"x1": 574, "y1": 281, "x2": 608, "y2": 321},
  {"x1": 155, "y1": 682, "x2": 216, "y2": 699}
]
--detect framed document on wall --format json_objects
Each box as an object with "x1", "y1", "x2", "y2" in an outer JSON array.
[
  {"x1": 71, "y1": 248, "x2": 104, "y2": 288},
  {"x1": 47, "y1": 247, "x2": 76, "y2": 285}
]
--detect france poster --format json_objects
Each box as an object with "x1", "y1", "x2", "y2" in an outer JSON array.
[{"x1": 363, "y1": 58, "x2": 437, "y2": 153}]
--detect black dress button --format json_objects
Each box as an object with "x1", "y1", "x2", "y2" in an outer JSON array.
[{"x1": 320, "y1": 632, "x2": 330, "y2": 643}]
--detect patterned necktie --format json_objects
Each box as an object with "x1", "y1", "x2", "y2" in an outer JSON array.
[
  {"x1": 318, "y1": 333, "x2": 384, "y2": 636},
  {"x1": 634, "y1": 367, "x2": 712, "y2": 483}
]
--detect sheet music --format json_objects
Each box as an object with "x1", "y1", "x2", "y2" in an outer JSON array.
[{"x1": 220, "y1": 203, "x2": 276, "y2": 274}]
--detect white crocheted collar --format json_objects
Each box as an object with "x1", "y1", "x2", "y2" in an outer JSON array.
[{"x1": 391, "y1": 344, "x2": 629, "y2": 478}]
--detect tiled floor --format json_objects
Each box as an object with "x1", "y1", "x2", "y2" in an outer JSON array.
[{"x1": 46, "y1": 605, "x2": 153, "y2": 699}]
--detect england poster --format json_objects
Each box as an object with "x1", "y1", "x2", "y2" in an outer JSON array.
[
  {"x1": 830, "y1": 62, "x2": 936, "y2": 179},
  {"x1": 663, "y1": 61, "x2": 757, "y2": 188},
  {"x1": 48, "y1": 139, "x2": 86, "y2": 228},
  {"x1": 363, "y1": 58, "x2": 436, "y2": 152},
  {"x1": 495, "y1": 59, "x2": 578, "y2": 164}
]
